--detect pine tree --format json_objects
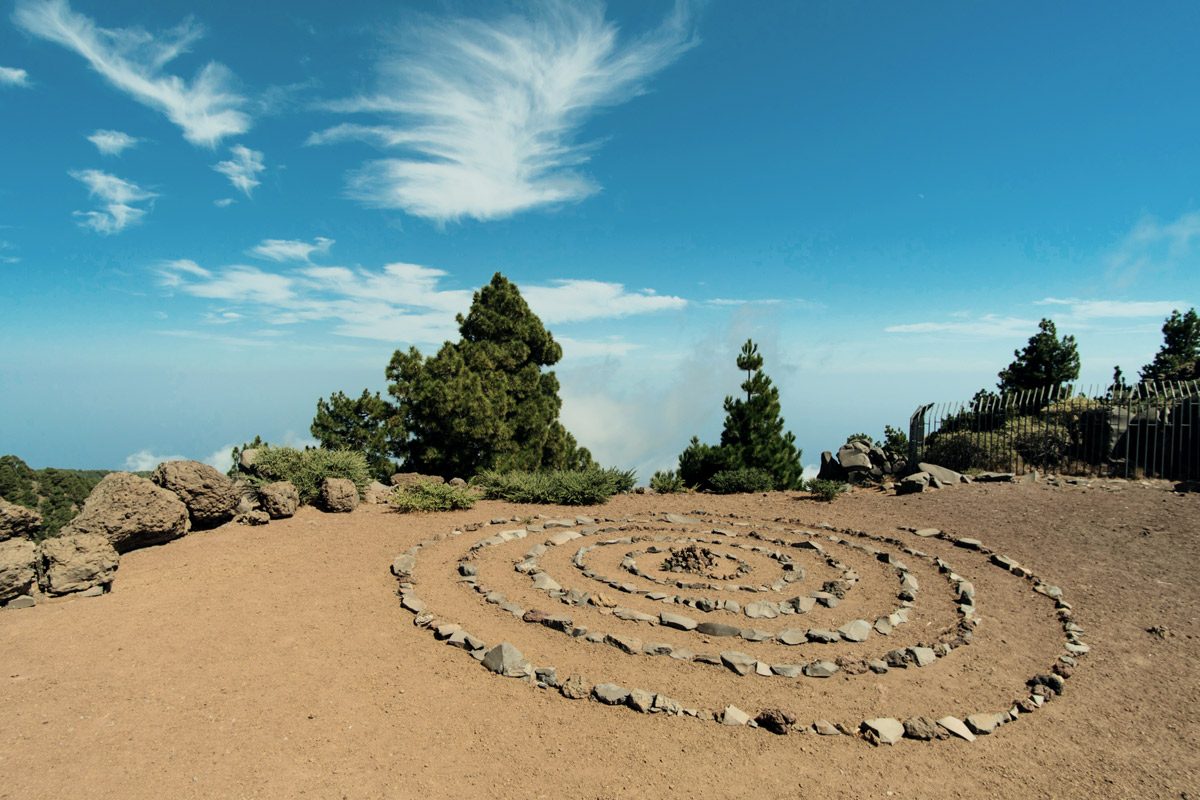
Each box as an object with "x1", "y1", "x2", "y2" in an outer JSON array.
[
  {"x1": 1140, "y1": 308, "x2": 1200, "y2": 382},
  {"x1": 386, "y1": 272, "x2": 593, "y2": 478},
  {"x1": 997, "y1": 318, "x2": 1080, "y2": 393},
  {"x1": 310, "y1": 389, "x2": 397, "y2": 480},
  {"x1": 677, "y1": 340, "x2": 803, "y2": 490}
]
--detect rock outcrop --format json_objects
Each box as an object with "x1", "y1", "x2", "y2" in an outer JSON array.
[
  {"x1": 319, "y1": 478, "x2": 359, "y2": 513},
  {"x1": 37, "y1": 533, "x2": 118, "y2": 595},
  {"x1": 390, "y1": 472, "x2": 444, "y2": 487},
  {"x1": 363, "y1": 481, "x2": 394, "y2": 504},
  {"x1": 258, "y1": 481, "x2": 299, "y2": 519},
  {"x1": 151, "y1": 460, "x2": 240, "y2": 529},
  {"x1": 59, "y1": 472, "x2": 189, "y2": 553},
  {"x1": 0, "y1": 497, "x2": 41, "y2": 541}
]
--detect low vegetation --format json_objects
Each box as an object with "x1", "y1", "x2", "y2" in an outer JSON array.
[
  {"x1": 390, "y1": 481, "x2": 477, "y2": 513},
  {"x1": 248, "y1": 447, "x2": 371, "y2": 504},
  {"x1": 707, "y1": 467, "x2": 775, "y2": 494},
  {"x1": 472, "y1": 467, "x2": 635, "y2": 505},
  {"x1": 805, "y1": 478, "x2": 848, "y2": 502},
  {"x1": 649, "y1": 469, "x2": 685, "y2": 493}
]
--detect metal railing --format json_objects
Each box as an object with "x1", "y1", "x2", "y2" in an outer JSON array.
[{"x1": 908, "y1": 380, "x2": 1200, "y2": 480}]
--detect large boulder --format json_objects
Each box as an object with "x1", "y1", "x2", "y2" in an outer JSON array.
[
  {"x1": 60, "y1": 473, "x2": 189, "y2": 553},
  {"x1": 319, "y1": 478, "x2": 359, "y2": 513},
  {"x1": 0, "y1": 497, "x2": 41, "y2": 541},
  {"x1": 897, "y1": 472, "x2": 930, "y2": 495},
  {"x1": 259, "y1": 481, "x2": 299, "y2": 518},
  {"x1": 390, "y1": 472, "x2": 444, "y2": 488},
  {"x1": 37, "y1": 533, "x2": 118, "y2": 595},
  {"x1": 837, "y1": 443, "x2": 873, "y2": 471},
  {"x1": 363, "y1": 481, "x2": 394, "y2": 505},
  {"x1": 917, "y1": 462, "x2": 966, "y2": 485},
  {"x1": 239, "y1": 448, "x2": 261, "y2": 472},
  {"x1": 0, "y1": 538, "x2": 38, "y2": 602},
  {"x1": 151, "y1": 460, "x2": 240, "y2": 529},
  {"x1": 816, "y1": 452, "x2": 847, "y2": 482}
]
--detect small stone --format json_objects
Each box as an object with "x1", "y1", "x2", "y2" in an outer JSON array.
[
  {"x1": 755, "y1": 661, "x2": 772, "y2": 676},
  {"x1": 534, "y1": 667, "x2": 559, "y2": 688},
  {"x1": 803, "y1": 660, "x2": 839, "y2": 678},
  {"x1": 740, "y1": 629, "x2": 772, "y2": 643},
  {"x1": 874, "y1": 618, "x2": 894, "y2": 635},
  {"x1": 755, "y1": 708, "x2": 795, "y2": 735},
  {"x1": 592, "y1": 683, "x2": 631, "y2": 705},
  {"x1": 531, "y1": 573, "x2": 562, "y2": 592},
  {"x1": 771, "y1": 664, "x2": 803, "y2": 678},
  {"x1": 966, "y1": 713, "x2": 1003, "y2": 735},
  {"x1": 778, "y1": 629, "x2": 807, "y2": 646},
  {"x1": 604, "y1": 633, "x2": 643, "y2": 654},
  {"x1": 560, "y1": 674, "x2": 588, "y2": 700},
  {"x1": 913, "y1": 528, "x2": 941, "y2": 537},
  {"x1": 909, "y1": 646, "x2": 937, "y2": 667},
  {"x1": 696, "y1": 621, "x2": 741, "y2": 637},
  {"x1": 937, "y1": 716, "x2": 976, "y2": 741},
  {"x1": 744, "y1": 601, "x2": 779, "y2": 620},
  {"x1": 6, "y1": 594, "x2": 35, "y2": 609},
  {"x1": 807, "y1": 629, "x2": 839, "y2": 644},
  {"x1": 902, "y1": 716, "x2": 939, "y2": 740},
  {"x1": 720, "y1": 651, "x2": 756, "y2": 676},
  {"x1": 813, "y1": 719, "x2": 841, "y2": 735},
  {"x1": 660, "y1": 611, "x2": 699, "y2": 631},
  {"x1": 955, "y1": 537, "x2": 983, "y2": 551},
  {"x1": 481, "y1": 643, "x2": 531, "y2": 678},
  {"x1": 862, "y1": 718, "x2": 904, "y2": 745},
  {"x1": 652, "y1": 694, "x2": 683, "y2": 715},
  {"x1": 867, "y1": 660, "x2": 889, "y2": 674},
  {"x1": 627, "y1": 689, "x2": 655, "y2": 713},
  {"x1": 400, "y1": 595, "x2": 426, "y2": 614},
  {"x1": 721, "y1": 705, "x2": 752, "y2": 726},
  {"x1": 838, "y1": 619, "x2": 871, "y2": 642}
]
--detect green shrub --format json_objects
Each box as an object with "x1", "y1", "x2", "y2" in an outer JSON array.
[
  {"x1": 806, "y1": 478, "x2": 848, "y2": 502},
  {"x1": 649, "y1": 469, "x2": 685, "y2": 493},
  {"x1": 391, "y1": 481, "x2": 476, "y2": 512},
  {"x1": 251, "y1": 447, "x2": 371, "y2": 504},
  {"x1": 472, "y1": 467, "x2": 630, "y2": 505},
  {"x1": 708, "y1": 467, "x2": 775, "y2": 494}
]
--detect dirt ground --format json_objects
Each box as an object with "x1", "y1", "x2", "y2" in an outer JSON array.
[{"x1": 2, "y1": 480, "x2": 1198, "y2": 800}]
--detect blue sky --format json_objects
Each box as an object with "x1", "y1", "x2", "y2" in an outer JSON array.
[{"x1": 0, "y1": 0, "x2": 1196, "y2": 476}]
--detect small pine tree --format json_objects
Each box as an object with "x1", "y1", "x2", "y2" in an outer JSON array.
[
  {"x1": 677, "y1": 340, "x2": 803, "y2": 490},
  {"x1": 311, "y1": 389, "x2": 397, "y2": 480},
  {"x1": 997, "y1": 318, "x2": 1080, "y2": 393},
  {"x1": 1140, "y1": 308, "x2": 1200, "y2": 382}
]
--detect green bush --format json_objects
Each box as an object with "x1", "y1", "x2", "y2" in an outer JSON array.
[
  {"x1": 251, "y1": 447, "x2": 371, "y2": 504},
  {"x1": 708, "y1": 467, "x2": 775, "y2": 494},
  {"x1": 391, "y1": 481, "x2": 476, "y2": 512},
  {"x1": 806, "y1": 478, "x2": 848, "y2": 502},
  {"x1": 649, "y1": 469, "x2": 685, "y2": 493},
  {"x1": 472, "y1": 467, "x2": 631, "y2": 505}
]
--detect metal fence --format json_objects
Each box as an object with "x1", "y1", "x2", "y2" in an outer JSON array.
[{"x1": 908, "y1": 380, "x2": 1200, "y2": 481}]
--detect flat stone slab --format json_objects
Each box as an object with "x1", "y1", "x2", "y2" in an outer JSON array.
[
  {"x1": 720, "y1": 651, "x2": 756, "y2": 676},
  {"x1": 531, "y1": 573, "x2": 562, "y2": 592},
  {"x1": 937, "y1": 716, "x2": 976, "y2": 741},
  {"x1": 771, "y1": 664, "x2": 803, "y2": 678},
  {"x1": 778, "y1": 629, "x2": 807, "y2": 646},
  {"x1": 804, "y1": 660, "x2": 839, "y2": 678},
  {"x1": 696, "y1": 622, "x2": 741, "y2": 637},
  {"x1": 862, "y1": 717, "x2": 904, "y2": 745},
  {"x1": 839, "y1": 619, "x2": 871, "y2": 642},
  {"x1": 966, "y1": 712, "x2": 1004, "y2": 735},
  {"x1": 909, "y1": 646, "x2": 937, "y2": 667},
  {"x1": 807, "y1": 629, "x2": 839, "y2": 644},
  {"x1": 913, "y1": 528, "x2": 941, "y2": 537},
  {"x1": 744, "y1": 601, "x2": 779, "y2": 620},
  {"x1": 660, "y1": 611, "x2": 698, "y2": 631},
  {"x1": 548, "y1": 531, "x2": 582, "y2": 546},
  {"x1": 721, "y1": 705, "x2": 752, "y2": 726},
  {"x1": 592, "y1": 683, "x2": 630, "y2": 705},
  {"x1": 604, "y1": 633, "x2": 643, "y2": 654}
]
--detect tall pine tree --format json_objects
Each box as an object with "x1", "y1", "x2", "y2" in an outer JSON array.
[
  {"x1": 997, "y1": 318, "x2": 1080, "y2": 393},
  {"x1": 678, "y1": 339, "x2": 803, "y2": 490},
  {"x1": 1140, "y1": 308, "x2": 1200, "y2": 382}
]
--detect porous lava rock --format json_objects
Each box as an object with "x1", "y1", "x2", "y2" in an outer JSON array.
[
  {"x1": 0, "y1": 498, "x2": 41, "y2": 541},
  {"x1": 59, "y1": 473, "x2": 189, "y2": 553},
  {"x1": 151, "y1": 460, "x2": 239, "y2": 529},
  {"x1": 319, "y1": 478, "x2": 359, "y2": 513},
  {"x1": 0, "y1": 538, "x2": 38, "y2": 602},
  {"x1": 37, "y1": 533, "x2": 118, "y2": 595},
  {"x1": 259, "y1": 481, "x2": 299, "y2": 519}
]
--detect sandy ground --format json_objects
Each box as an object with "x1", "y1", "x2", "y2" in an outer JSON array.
[{"x1": 2, "y1": 480, "x2": 1198, "y2": 800}]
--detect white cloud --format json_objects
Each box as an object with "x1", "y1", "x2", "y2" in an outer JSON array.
[
  {"x1": 1106, "y1": 210, "x2": 1200, "y2": 286},
  {"x1": 123, "y1": 449, "x2": 185, "y2": 471},
  {"x1": 885, "y1": 314, "x2": 1036, "y2": 338},
  {"x1": 213, "y1": 144, "x2": 264, "y2": 195},
  {"x1": 251, "y1": 236, "x2": 334, "y2": 263},
  {"x1": 14, "y1": 0, "x2": 250, "y2": 146},
  {"x1": 557, "y1": 336, "x2": 641, "y2": 359},
  {"x1": 69, "y1": 168, "x2": 155, "y2": 234},
  {"x1": 87, "y1": 128, "x2": 140, "y2": 155},
  {"x1": 0, "y1": 240, "x2": 19, "y2": 264},
  {"x1": 0, "y1": 66, "x2": 30, "y2": 87},
  {"x1": 158, "y1": 257, "x2": 688, "y2": 344},
  {"x1": 1035, "y1": 297, "x2": 1190, "y2": 320},
  {"x1": 213, "y1": 197, "x2": 235, "y2": 208},
  {"x1": 309, "y1": 0, "x2": 697, "y2": 222},
  {"x1": 204, "y1": 444, "x2": 236, "y2": 473}
]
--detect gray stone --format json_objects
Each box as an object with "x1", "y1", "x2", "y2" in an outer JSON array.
[
  {"x1": 771, "y1": 664, "x2": 804, "y2": 678},
  {"x1": 447, "y1": 630, "x2": 485, "y2": 651},
  {"x1": 604, "y1": 633, "x2": 643, "y2": 654},
  {"x1": 778, "y1": 629, "x2": 807, "y2": 646},
  {"x1": 659, "y1": 611, "x2": 698, "y2": 631},
  {"x1": 391, "y1": 554, "x2": 417, "y2": 578},
  {"x1": 897, "y1": 472, "x2": 930, "y2": 494},
  {"x1": 813, "y1": 719, "x2": 841, "y2": 735},
  {"x1": 651, "y1": 694, "x2": 683, "y2": 715},
  {"x1": 903, "y1": 716, "x2": 940, "y2": 741},
  {"x1": 862, "y1": 717, "x2": 904, "y2": 745},
  {"x1": 740, "y1": 628, "x2": 772, "y2": 642},
  {"x1": 966, "y1": 713, "x2": 1004, "y2": 735},
  {"x1": 721, "y1": 706, "x2": 752, "y2": 726},
  {"x1": 937, "y1": 716, "x2": 976, "y2": 741},
  {"x1": 363, "y1": 481, "x2": 393, "y2": 504},
  {"x1": 591, "y1": 683, "x2": 630, "y2": 705},
  {"x1": 613, "y1": 607, "x2": 657, "y2": 624},
  {"x1": 720, "y1": 651, "x2": 756, "y2": 676},
  {"x1": 531, "y1": 572, "x2": 562, "y2": 592},
  {"x1": 804, "y1": 660, "x2": 839, "y2": 678},
  {"x1": 744, "y1": 601, "x2": 779, "y2": 620},
  {"x1": 807, "y1": 629, "x2": 839, "y2": 644},
  {"x1": 627, "y1": 689, "x2": 655, "y2": 713},
  {"x1": 535, "y1": 667, "x2": 559, "y2": 688},
  {"x1": 867, "y1": 660, "x2": 889, "y2": 674},
  {"x1": 874, "y1": 617, "x2": 894, "y2": 635},
  {"x1": 560, "y1": 674, "x2": 588, "y2": 700},
  {"x1": 909, "y1": 646, "x2": 937, "y2": 667},
  {"x1": 838, "y1": 619, "x2": 871, "y2": 643},
  {"x1": 400, "y1": 595, "x2": 426, "y2": 614},
  {"x1": 481, "y1": 642, "x2": 531, "y2": 678},
  {"x1": 918, "y1": 462, "x2": 964, "y2": 485},
  {"x1": 913, "y1": 528, "x2": 941, "y2": 538},
  {"x1": 696, "y1": 621, "x2": 741, "y2": 637}
]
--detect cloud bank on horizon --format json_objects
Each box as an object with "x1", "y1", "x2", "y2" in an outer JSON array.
[{"x1": 1, "y1": 0, "x2": 1196, "y2": 473}]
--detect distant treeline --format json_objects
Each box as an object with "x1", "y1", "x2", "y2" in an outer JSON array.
[{"x1": 0, "y1": 455, "x2": 112, "y2": 539}]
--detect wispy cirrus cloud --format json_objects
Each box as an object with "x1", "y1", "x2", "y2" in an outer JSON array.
[
  {"x1": 87, "y1": 128, "x2": 140, "y2": 155},
  {"x1": 69, "y1": 168, "x2": 156, "y2": 234},
  {"x1": 157, "y1": 257, "x2": 688, "y2": 344},
  {"x1": 250, "y1": 236, "x2": 334, "y2": 263},
  {"x1": 0, "y1": 240, "x2": 19, "y2": 264},
  {"x1": 13, "y1": 0, "x2": 250, "y2": 146},
  {"x1": 1035, "y1": 297, "x2": 1190, "y2": 320},
  {"x1": 213, "y1": 145, "x2": 264, "y2": 195},
  {"x1": 0, "y1": 66, "x2": 30, "y2": 87},
  {"x1": 308, "y1": 0, "x2": 697, "y2": 222},
  {"x1": 1106, "y1": 210, "x2": 1200, "y2": 287},
  {"x1": 885, "y1": 314, "x2": 1037, "y2": 338}
]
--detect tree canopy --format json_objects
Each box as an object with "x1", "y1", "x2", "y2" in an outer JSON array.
[
  {"x1": 997, "y1": 318, "x2": 1080, "y2": 393},
  {"x1": 310, "y1": 389, "x2": 397, "y2": 480},
  {"x1": 1140, "y1": 308, "x2": 1199, "y2": 383},
  {"x1": 678, "y1": 339, "x2": 803, "y2": 490},
  {"x1": 384, "y1": 272, "x2": 593, "y2": 478}
]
